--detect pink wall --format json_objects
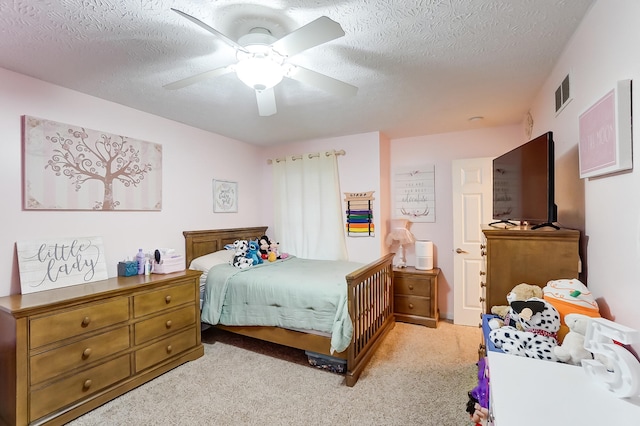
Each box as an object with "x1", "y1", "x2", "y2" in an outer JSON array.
[
  {"x1": 0, "y1": 67, "x2": 263, "y2": 297},
  {"x1": 391, "y1": 125, "x2": 523, "y2": 319},
  {"x1": 527, "y1": 0, "x2": 640, "y2": 354}
]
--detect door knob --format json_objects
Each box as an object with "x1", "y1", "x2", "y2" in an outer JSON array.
[{"x1": 455, "y1": 248, "x2": 467, "y2": 254}]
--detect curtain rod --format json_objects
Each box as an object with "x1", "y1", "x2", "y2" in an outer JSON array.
[{"x1": 267, "y1": 149, "x2": 346, "y2": 165}]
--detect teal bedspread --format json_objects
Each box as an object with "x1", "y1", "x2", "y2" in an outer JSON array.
[{"x1": 200, "y1": 256, "x2": 363, "y2": 353}]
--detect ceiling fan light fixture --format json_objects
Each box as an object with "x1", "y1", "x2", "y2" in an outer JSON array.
[{"x1": 235, "y1": 56, "x2": 284, "y2": 91}]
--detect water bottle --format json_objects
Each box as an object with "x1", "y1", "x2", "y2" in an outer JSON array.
[
  {"x1": 136, "y1": 249, "x2": 145, "y2": 275},
  {"x1": 144, "y1": 258, "x2": 151, "y2": 276}
]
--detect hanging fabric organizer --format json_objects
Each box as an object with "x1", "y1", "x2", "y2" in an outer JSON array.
[{"x1": 344, "y1": 191, "x2": 375, "y2": 237}]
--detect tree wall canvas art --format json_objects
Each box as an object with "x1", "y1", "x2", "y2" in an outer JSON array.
[{"x1": 23, "y1": 116, "x2": 162, "y2": 210}]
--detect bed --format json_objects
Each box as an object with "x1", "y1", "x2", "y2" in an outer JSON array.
[{"x1": 183, "y1": 226, "x2": 395, "y2": 386}]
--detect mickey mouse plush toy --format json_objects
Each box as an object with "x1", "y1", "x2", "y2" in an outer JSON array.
[{"x1": 258, "y1": 235, "x2": 271, "y2": 260}]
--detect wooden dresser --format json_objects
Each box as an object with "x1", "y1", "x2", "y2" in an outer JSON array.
[
  {"x1": 0, "y1": 270, "x2": 204, "y2": 426},
  {"x1": 481, "y1": 226, "x2": 580, "y2": 312},
  {"x1": 393, "y1": 267, "x2": 440, "y2": 327}
]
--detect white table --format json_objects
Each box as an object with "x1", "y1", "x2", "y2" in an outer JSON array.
[{"x1": 487, "y1": 351, "x2": 640, "y2": 425}]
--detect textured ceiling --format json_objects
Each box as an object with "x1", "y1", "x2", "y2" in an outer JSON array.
[{"x1": 0, "y1": 0, "x2": 594, "y2": 146}]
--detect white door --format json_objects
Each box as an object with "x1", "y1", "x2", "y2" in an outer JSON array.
[{"x1": 452, "y1": 158, "x2": 493, "y2": 326}]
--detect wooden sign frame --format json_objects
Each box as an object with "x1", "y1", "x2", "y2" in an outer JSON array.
[{"x1": 17, "y1": 236, "x2": 109, "y2": 294}]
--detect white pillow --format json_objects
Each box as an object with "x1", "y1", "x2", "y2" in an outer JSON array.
[{"x1": 189, "y1": 249, "x2": 234, "y2": 272}]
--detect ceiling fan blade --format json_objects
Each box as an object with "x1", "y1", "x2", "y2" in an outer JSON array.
[
  {"x1": 271, "y1": 16, "x2": 345, "y2": 57},
  {"x1": 164, "y1": 66, "x2": 234, "y2": 90},
  {"x1": 256, "y1": 88, "x2": 277, "y2": 117},
  {"x1": 288, "y1": 66, "x2": 358, "y2": 97},
  {"x1": 171, "y1": 8, "x2": 247, "y2": 53}
]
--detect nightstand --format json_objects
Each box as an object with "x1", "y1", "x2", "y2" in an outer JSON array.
[{"x1": 393, "y1": 267, "x2": 440, "y2": 327}]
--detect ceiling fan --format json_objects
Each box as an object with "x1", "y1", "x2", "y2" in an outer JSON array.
[{"x1": 165, "y1": 8, "x2": 358, "y2": 116}]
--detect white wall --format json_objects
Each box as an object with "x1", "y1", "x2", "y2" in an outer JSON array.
[
  {"x1": 0, "y1": 67, "x2": 263, "y2": 297},
  {"x1": 390, "y1": 125, "x2": 523, "y2": 319},
  {"x1": 528, "y1": 0, "x2": 640, "y2": 354}
]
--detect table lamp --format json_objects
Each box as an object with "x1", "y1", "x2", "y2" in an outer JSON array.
[{"x1": 385, "y1": 219, "x2": 416, "y2": 268}]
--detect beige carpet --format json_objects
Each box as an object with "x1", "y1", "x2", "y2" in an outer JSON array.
[{"x1": 68, "y1": 321, "x2": 481, "y2": 426}]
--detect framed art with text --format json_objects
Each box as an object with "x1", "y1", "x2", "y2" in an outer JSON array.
[
  {"x1": 392, "y1": 165, "x2": 436, "y2": 222},
  {"x1": 578, "y1": 79, "x2": 632, "y2": 179},
  {"x1": 213, "y1": 179, "x2": 238, "y2": 212},
  {"x1": 16, "y1": 236, "x2": 108, "y2": 294}
]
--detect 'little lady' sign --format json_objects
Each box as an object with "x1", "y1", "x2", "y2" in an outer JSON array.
[{"x1": 17, "y1": 236, "x2": 108, "y2": 294}]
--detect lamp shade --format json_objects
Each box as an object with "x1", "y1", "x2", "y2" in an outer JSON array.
[{"x1": 385, "y1": 219, "x2": 416, "y2": 246}]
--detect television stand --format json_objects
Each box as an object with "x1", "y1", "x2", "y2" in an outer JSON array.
[{"x1": 531, "y1": 222, "x2": 560, "y2": 230}]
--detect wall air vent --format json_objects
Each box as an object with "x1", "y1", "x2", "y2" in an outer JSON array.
[{"x1": 555, "y1": 73, "x2": 572, "y2": 115}]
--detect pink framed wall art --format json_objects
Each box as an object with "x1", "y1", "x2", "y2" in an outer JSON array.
[
  {"x1": 578, "y1": 79, "x2": 632, "y2": 179},
  {"x1": 22, "y1": 116, "x2": 162, "y2": 210}
]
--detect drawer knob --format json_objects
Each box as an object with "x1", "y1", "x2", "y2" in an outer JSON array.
[
  {"x1": 166, "y1": 345, "x2": 173, "y2": 354},
  {"x1": 408, "y1": 303, "x2": 414, "y2": 309},
  {"x1": 81, "y1": 316, "x2": 91, "y2": 326},
  {"x1": 166, "y1": 320, "x2": 172, "y2": 329},
  {"x1": 408, "y1": 285, "x2": 414, "y2": 290},
  {"x1": 82, "y1": 348, "x2": 92, "y2": 359},
  {"x1": 83, "y1": 379, "x2": 92, "y2": 390},
  {"x1": 165, "y1": 295, "x2": 172, "y2": 304}
]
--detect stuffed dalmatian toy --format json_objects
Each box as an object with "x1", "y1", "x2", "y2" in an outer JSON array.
[
  {"x1": 488, "y1": 297, "x2": 561, "y2": 362},
  {"x1": 231, "y1": 240, "x2": 253, "y2": 269}
]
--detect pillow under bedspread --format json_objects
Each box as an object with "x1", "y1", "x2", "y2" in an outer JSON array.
[{"x1": 200, "y1": 256, "x2": 363, "y2": 354}]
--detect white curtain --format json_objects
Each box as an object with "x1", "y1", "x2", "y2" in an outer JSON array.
[{"x1": 272, "y1": 153, "x2": 348, "y2": 260}]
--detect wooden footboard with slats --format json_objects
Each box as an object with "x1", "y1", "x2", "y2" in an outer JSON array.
[
  {"x1": 346, "y1": 252, "x2": 395, "y2": 386},
  {"x1": 183, "y1": 227, "x2": 395, "y2": 386}
]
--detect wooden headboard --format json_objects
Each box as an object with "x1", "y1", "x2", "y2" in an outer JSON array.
[{"x1": 183, "y1": 226, "x2": 268, "y2": 267}]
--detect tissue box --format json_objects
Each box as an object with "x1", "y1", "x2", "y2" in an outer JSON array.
[
  {"x1": 118, "y1": 261, "x2": 138, "y2": 277},
  {"x1": 152, "y1": 255, "x2": 185, "y2": 274}
]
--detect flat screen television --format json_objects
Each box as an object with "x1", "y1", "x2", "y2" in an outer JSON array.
[{"x1": 491, "y1": 131, "x2": 558, "y2": 229}]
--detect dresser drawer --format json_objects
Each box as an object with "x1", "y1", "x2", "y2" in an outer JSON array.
[
  {"x1": 134, "y1": 305, "x2": 197, "y2": 345},
  {"x1": 394, "y1": 294, "x2": 431, "y2": 317},
  {"x1": 30, "y1": 354, "x2": 130, "y2": 421},
  {"x1": 133, "y1": 281, "x2": 195, "y2": 318},
  {"x1": 135, "y1": 328, "x2": 196, "y2": 372},
  {"x1": 30, "y1": 326, "x2": 130, "y2": 386},
  {"x1": 395, "y1": 276, "x2": 432, "y2": 297},
  {"x1": 30, "y1": 297, "x2": 130, "y2": 349}
]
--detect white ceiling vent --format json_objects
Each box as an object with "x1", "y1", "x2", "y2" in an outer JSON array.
[{"x1": 555, "y1": 73, "x2": 572, "y2": 115}]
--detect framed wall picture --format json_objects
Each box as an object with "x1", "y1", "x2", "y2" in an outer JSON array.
[
  {"x1": 213, "y1": 179, "x2": 238, "y2": 212},
  {"x1": 22, "y1": 116, "x2": 162, "y2": 210},
  {"x1": 392, "y1": 165, "x2": 436, "y2": 222},
  {"x1": 578, "y1": 79, "x2": 633, "y2": 178}
]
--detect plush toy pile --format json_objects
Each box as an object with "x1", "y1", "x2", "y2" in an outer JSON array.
[
  {"x1": 231, "y1": 237, "x2": 288, "y2": 269},
  {"x1": 487, "y1": 279, "x2": 604, "y2": 365},
  {"x1": 488, "y1": 296, "x2": 561, "y2": 361}
]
